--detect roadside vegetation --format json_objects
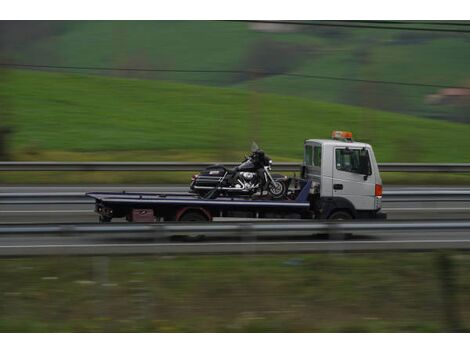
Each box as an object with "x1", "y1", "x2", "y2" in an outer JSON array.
[
  {"x1": 0, "y1": 252, "x2": 468, "y2": 332},
  {"x1": 6, "y1": 69, "x2": 470, "y2": 163}
]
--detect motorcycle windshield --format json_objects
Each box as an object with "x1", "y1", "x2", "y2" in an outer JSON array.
[{"x1": 251, "y1": 141, "x2": 260, "y2": 152}]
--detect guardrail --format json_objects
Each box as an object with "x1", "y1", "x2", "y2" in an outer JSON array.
[
  {"x1": 1, "y1": 162, "x2": 470, "y2": 172},
  {"x1": 1, "y1": 220, "x2": 470, "y2": 256},
  {"x1": 3, "y1": 220, "x2": 470, "y2": 235}
]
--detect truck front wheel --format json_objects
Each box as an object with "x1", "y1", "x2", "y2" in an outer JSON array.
[
  {"x1": 328, "y1": 210, "x2": 353, "y2": 220},
  {"x1": 327, "y1": 210, "x2": 353, "y2": 240}
]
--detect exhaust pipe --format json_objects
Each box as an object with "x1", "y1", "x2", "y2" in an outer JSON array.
[{"x1": 191, "y1": 185, "x2": 252, "y2": 193}]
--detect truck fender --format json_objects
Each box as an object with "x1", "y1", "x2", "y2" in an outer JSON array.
[
  {"x1": 175, "y1": 207, "x2": 213, "y2": 221},
  {"x1": 314, "y1": 197, "x2": 357, "y2": 219}
]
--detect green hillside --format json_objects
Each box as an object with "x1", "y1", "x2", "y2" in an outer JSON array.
[
  {"x1": 3, "y1": 69, "x2": 470, "y2": 164},
  {"x1": 4, "y1": 21, "x2": 470, "y2": 122}
]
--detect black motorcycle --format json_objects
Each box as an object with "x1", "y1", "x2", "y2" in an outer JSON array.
[{"x1": 190, "y1": 142, "x2": 288, "y2": 199}]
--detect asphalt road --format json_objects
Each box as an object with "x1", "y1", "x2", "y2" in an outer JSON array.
[
  {"x1": 2, "y1": 185, "x2": 470, "y2": 223},
  {"x1": 0, "y1": 229, "x2": 470, "y2": 256}
]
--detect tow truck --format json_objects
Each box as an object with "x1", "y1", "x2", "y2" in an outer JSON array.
[{"x1": 87, "y1": 131, "x2": 386, "y2": 223}]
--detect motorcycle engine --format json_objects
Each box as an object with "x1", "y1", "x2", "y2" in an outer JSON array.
[{"x1": 241, "y1": 172, "x2": 256, "y2": 181}]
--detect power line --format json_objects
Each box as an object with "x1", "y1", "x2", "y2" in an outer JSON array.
[
  {"x1": 235, "y1": 20, "x2": 470, "y2": 34},
  {"x1": 0, "y1": 62, "x2": 467, "y2": 90},
  {"x1": 281, "y1": 72, "x2": 466, "y2": 89},
  {"x1": 329, "y1": 20, "x2": 470, "y2": 28}
]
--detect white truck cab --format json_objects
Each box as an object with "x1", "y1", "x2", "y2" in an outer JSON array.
[{"x1": 302, "y1": 131, "x2": 386, "y2": 220}]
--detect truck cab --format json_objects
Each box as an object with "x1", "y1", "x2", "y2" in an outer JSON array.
[{"x1": 302, "y1": 131, "x2": 386, "y2": 220}]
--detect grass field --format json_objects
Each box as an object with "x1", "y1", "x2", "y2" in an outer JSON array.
[
  {"x1": 3, "y1": 69, "x2": 470, "y2": 184},
  {"x1": 5, "y1": 21, "x2": 470, "y2": 121},
  {"x1": 0, "y1": 252, "x2": 468, "y2": 332},
  {"x1": 4, "y1": 68, "x2": 470, "y2": 164}
]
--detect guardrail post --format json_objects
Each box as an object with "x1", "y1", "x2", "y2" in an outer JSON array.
[
  {"x1": 93, "y1": 256, "x2": 110, "y2": 326},
  {"x1": 436, "y1": 251, "x2": 462, "y2": 332},
  {"x1": 239, "y1": 223, "x2": 256, "y2": 252}
]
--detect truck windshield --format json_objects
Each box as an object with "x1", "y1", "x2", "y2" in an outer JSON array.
[{"x1": 336, "y1": 148, "x2": 371, "y2": 175}]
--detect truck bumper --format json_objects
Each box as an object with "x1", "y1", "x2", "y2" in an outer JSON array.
[
  {"x1": 356, "y1": 209, "x2": 387, "y2": 219},
  {"x1": 374, "y1": 211, "x2": 387, "y2": 220}
]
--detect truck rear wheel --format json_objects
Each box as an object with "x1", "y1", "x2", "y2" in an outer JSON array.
[
  {"x1": 179, "y1": 212, "x2": 209, "y2": 221},
  {"x1": 99, "y1": 215, "x2": 112, "y2": 223},
  {"x1": 178, "y1": 211, "x2": 209, "y2": 241}
]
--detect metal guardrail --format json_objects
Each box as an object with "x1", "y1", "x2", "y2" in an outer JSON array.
[
  {"x1": 1, "y1": 221, "x2": 470, "y2": 256},
  {"x1": 378, "y1": 163, "x2": 470, "y2": 173},
  {"x1": 2, "y1": 220, "x2": 470, "y2": 235},
  {"x1": 4, "y1": 220, "x2": 470, "y2": 236},
  {"x1": 1, "y1": 162, "x2": 470, "y2": 172}
]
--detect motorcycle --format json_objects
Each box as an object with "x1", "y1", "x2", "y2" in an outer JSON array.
[{"x1": 190, "y1": 142, "x2": 289, "y2": 199}]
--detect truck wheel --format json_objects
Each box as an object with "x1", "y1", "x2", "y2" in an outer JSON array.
[
  {"x1": 328, "y1": 211, "x2": 353, "y2": 220},
  {"x1": 99, "y1": 215, "x2": 111, "y2": 223},
  {"x1": 178, "y1": 211, "x2": 209, "y2": 241},
  {"x1": 327, "y1": 211, "x2": 353, "y2": 240},
  {"x1": 179, "y1": 212, "x2": 209, "y2": 222}
]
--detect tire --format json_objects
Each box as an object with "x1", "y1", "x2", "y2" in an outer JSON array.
[
  {"x1": 178, "y1": 211, "x2": 209, "y2": 241},
  {"x1": 179, "y1": 211, "x2": 209, "y2": 222},
  {"x1": 328, "y1": 210, "x2": 353, "y2": 220},
  {"x1": 99, "y1": 215, "x2": 111, "y2": 223},
  {"x1": 268, "y1": 180, "x2": 287, "y2": 199},
  {"x1": 327, "y1": 210, "x2": 353, "y2": 240}
]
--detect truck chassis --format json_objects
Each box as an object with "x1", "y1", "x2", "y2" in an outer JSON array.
[{"x1": 87, "y1": 180, "x2": 385, "y2": 223}]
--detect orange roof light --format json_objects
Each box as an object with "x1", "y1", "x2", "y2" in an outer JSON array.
[{"x1": 331, "y1": 130, "x2": 353, "y2": 141}]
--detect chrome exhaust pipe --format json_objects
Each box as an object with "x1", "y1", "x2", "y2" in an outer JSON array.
[{"x1": 191, "y1": 185, "x2": 252, "y2": 193}]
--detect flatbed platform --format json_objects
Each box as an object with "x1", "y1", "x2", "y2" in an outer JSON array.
[{"x1": 86, "y1": 181, "x2": 312, "y2": 222}]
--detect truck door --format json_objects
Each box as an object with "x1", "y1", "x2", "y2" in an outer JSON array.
[{"x1": 332, "y1": 147, "x2": 375, "y2": 210}]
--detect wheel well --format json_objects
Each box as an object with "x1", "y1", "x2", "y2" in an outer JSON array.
[
  {"x1": 314, "y1": 197, "x2": 357, "y2": 219},
  {"x1": 175, "y1": 207, "x2": 212, "y2": 221},
  {"x1": 328, "y1": 208, "x2": 355, "y2": 219}
]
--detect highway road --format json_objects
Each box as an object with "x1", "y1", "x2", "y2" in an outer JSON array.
[
  {"x1": 1, "y1": 184, "x2": 470, "y2": 256},
  {"x1": 0, "y1": 228, "x2": 470, "y2": 256},
  {"x1": 2, "y1": 185, "x2": 470, "y2": 223}
]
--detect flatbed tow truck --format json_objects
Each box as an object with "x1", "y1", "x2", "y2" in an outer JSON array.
[{"x1": 87, "y1": 131, "x2": 386, "y2": 223}]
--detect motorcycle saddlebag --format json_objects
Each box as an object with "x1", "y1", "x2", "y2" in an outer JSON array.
[
  {"x1": 199, "y1": 164, "x2": 227, "y2": 177},
  {"x1": 194, "y1": 165, "x2": 227, "y2": 187}
]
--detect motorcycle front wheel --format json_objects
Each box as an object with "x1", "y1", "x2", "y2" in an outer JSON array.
[{"x1": 268, "y1": 180, "x2": 287, "y2": 199}]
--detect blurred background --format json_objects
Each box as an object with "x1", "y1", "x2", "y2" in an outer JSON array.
[
  {"x1": 1, "y1": 21, "x2": 470, "y2": 183},
  {"x1": 1, "y1": 21, "x2": 470, "y2": 333}
]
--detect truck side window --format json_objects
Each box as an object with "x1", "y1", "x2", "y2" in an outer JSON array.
[
  {"x1": 305, "y1": 145, "x2": 313, "y2": 166},
  {"x1": 336, "y1": 148, "x2": 371, "y2": 175},
  {"x1": 313, "y1": 146, "x2": 321, "y2": 166}
]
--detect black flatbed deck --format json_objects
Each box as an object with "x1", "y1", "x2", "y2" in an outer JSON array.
[{"x1": 86, "y1": 181, "x2": 313, "y2": 222}]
